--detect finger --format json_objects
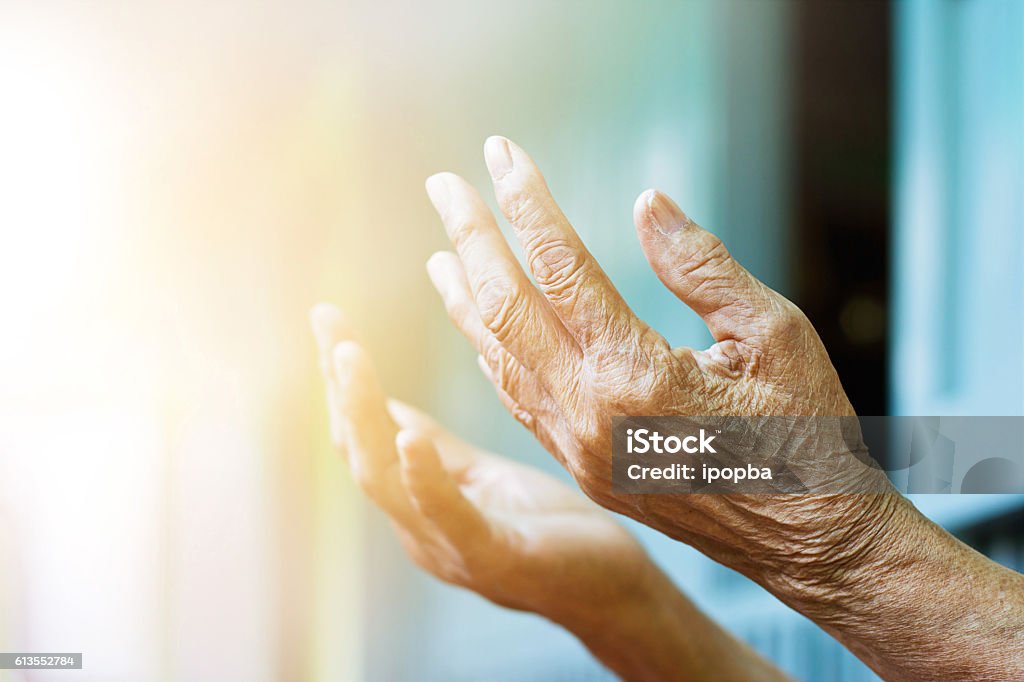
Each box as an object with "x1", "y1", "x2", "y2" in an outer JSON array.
[
  {"x1": 396, "y1": 430, "x2": 492, "y2": 554},
  {"x1": 634, "y1": 190, "x2": 790, "y2": 344},
  {"x1": 311, "y1": 303, "x2": 353, "y2": 372},
  {"x1": 332, "y1": 341, "x2": 413, "y2": 520},
  {"x1": 425, "y1": 252, "x2": 495, "y2": 357},
  {"x1": 387, "y1": 399, "x2": 443, "y2": 438},
  {"x1": 310, "y1": 303, "x2": 353, "y2": 451},
  {"x1": 326, "y1": 343, "x2": 441, "y2": 543},
  {"x1": 426, "y1": 251, "x2": 573, "y2": 459},
  {"x1": 386, "y1": 399, "x2": 475, "y2": 471},
  {"x1": 426, "y1": 250, "x2": 558, "y2": 414},
  {"x1": 483, "y1": 136, "x2": 645, "y2": 353},
  {"x1": 425, "y1": 172, "x2": 581, "y2": 379}
]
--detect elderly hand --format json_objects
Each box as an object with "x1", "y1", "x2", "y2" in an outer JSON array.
[
  {"x1": 310, "y1": 303, "x2": 791, "y2": 682},
  {"x1": 423, "y1": 136, "x2": 890, "y2": 591},
  {"x1": 418, "y1": 138, "x2": 1024, "y2": 682}
]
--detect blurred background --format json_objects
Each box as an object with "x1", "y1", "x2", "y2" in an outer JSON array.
[{"x1": 0, "y1": 0, "x2": 1021, "y2": 680}]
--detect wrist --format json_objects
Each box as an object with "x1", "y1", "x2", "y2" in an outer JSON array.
[
  {"x1": 560, "y1": 559, "x2": 789, "y2": 681},
  {"x1": 765, "y1": 493, "x2": 1024, "y2": 681},
  {"x1": 763, "y1": 491, "x2": 915, "y2": 623},
  {"x1": 552, "y1": 556, "x2": 681, "y2": 647},
  {"x1": 553, "y1": 558, "x2": 697, "y2": 681}
]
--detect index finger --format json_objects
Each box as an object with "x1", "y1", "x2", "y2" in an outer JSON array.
[
  {"x1": 425, "y1": 172, "x2": 581, "y2": 380},
  {"x1": 332, "y1": 341, "x2": 419, "y2": 528}
]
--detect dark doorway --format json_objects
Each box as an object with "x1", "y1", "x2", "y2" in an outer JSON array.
[{"x1": 791, "y1": 0, "x2": 892, "y2": 416}]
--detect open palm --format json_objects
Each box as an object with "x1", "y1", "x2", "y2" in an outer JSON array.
[
  {"x1": 311, "y1": 303, "x2": 650, "y2": 624},
  {"x1": 390, "y1": 400, "x2": 650, "y2": 619}
]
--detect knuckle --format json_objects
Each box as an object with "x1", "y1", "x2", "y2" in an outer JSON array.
[
  {"x1": 482, "y1": 354, "x2": 539, "y2": 432},
  {"x1": 477, "y1": 279, "x2": 530, "y2": 343},
  {"x1": 510, "y1": 403, "x2": 536, "y2": 432},
  {"x1": 446, "y1": 213, "x2": 476, "y2": 248},
  {"x1": 501, "y1": 386, "x2": 537, "y2": 431},
  {"x1": 448, "y1": 296, "x2": 477, "y2": 327},
  {"x1": 573, "y1": 464, "x2": 613, "y2": 507},
  {"x1": 572, "y1": 409, "x2": 605, "y2": 451},
  {"x1": 490, "y1": 353, "x2": 519, "y2": 395},
  {"x1": 481, "y1": 342, "x2": 507, "y2": 378},
  {"x1": 498, "y1": 184, "x2": 540, "y2": 228},
  {"x1": 765, "y1": 299, "x2": 807, "y2": 338},
  {"x1": 527, "y1": 237, "x2": 587, "y2": 293}
]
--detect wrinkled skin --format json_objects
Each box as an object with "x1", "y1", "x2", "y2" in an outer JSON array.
[
  {"x1": 423, "y1": 136, "x2": 896, "y2": 596},
  {"x1": 421, "y1": 139, "x2": 1024, "y2": 682},
  {"x1": 306, "y1": 136, "x2": 1024, "y2": 681},
  {"x1": 311, "y1": 304, "x2": 793, "y2": 681}
]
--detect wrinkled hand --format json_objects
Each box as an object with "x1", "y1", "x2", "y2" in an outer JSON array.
[
  {"x1": 311, "y1": 303, "x2": 793, "y2": 682},
  {"x1": 309, "y1": 303, "x2": 653, "y2": 626},
  {"x1": 424, "y1": 137, "x2": 901, "y2": 600}
]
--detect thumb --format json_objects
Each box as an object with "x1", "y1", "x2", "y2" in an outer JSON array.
[{"x1": 633, "y1": 189, "x2": 784, "y2": 344}]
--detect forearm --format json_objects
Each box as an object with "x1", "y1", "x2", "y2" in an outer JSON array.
[
  {"x1": 782, "y1": 495, "x2": 1024, "y2": 681},
  {"x1": 558, "y1": 561, "x2": 792, "y2": 682}
]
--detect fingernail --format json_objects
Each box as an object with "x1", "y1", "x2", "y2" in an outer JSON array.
[
  {"x1": 484, "y1": 136, "x2": 513, "y2": 180},
  {"x1": 647, "y1": 190, "x2": 689, "y2": 236},
  {"x1": 425, "y1": 173, "x2": 451, "y2": 214}
]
